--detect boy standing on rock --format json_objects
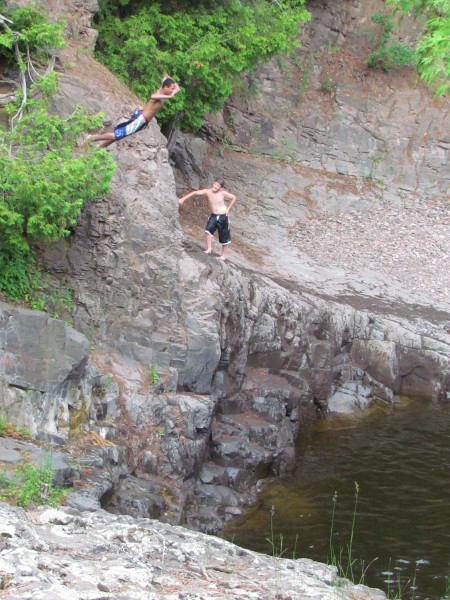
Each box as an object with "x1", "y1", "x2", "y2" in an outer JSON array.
[
  {"x1": 85, "y1": 74, "x2": 180, "y2": 148},
  {"x1": 178, "y1": 181, "x2": 237, "y2": 261}
]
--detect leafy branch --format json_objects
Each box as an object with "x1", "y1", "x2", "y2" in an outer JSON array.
[
  {"x1": 384, "y1": 0, "x2": 449, "y2": 95},
  {"x1": 94, "y1": 0, "x2": 311, "y2": 131},
  {"x1": 0, "y1": 4, "x2": 116, "y2": 302}
]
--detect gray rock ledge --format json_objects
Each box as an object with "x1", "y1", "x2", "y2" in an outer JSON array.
[{"x1": 0, "y1": 502, "x2": 386, "y2": 599}]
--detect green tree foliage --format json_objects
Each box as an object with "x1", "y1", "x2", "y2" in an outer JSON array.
[
  {"x1": 0, "y1": 3, "x2": 65, "y2": 61},
  {"x1": 0, "y1": 100, "x2": 115, "y2": 301},
  {"x1": 385, "y1": 0, "x2": 449, "y2": 95},
  {"x1": 0, "y1": 4, "x2": 116, "y2": 302},
  {"x1": 94, "y1": 0, "x2": 311, "y2": 131}
]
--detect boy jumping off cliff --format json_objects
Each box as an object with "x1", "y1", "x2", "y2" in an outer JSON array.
[
  {"x1": 178, "y1": 181, "x2": 237, "y2": 261},
  {"x1": 85, "y1": 74, "x2": 180, "y2": 148}
]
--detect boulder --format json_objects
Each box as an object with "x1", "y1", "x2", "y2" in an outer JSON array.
[{"x1": 0, "y1": 303, "x2": 89, "y2": 436}]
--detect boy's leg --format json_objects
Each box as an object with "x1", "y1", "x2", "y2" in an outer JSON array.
[
  {"x1": 93, "y1": 132, "x2": 116, "y2": 142},
  {"x1": 217, "y1": 215, "x2": 230, "y2": 260},
  {"x1": 85, "y1": 109, "x2": 143, "y2": 147},
  {"x1": 85, "y1": 132, "x2": 116, "y2": 145},
  {"x1": 204, "y1": 214, "x2": 217, "y2": 254},
  {"x1": 204, "y1": 232, "x2": 212, "y2": 254},
  {"x1": 219, "y1": 244, "x2": 228, "y2": 261},
  {"x1": 99, "y1": 138, "x2": 116, "y2": 148}
]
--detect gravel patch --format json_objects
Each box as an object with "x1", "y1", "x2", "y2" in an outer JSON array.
[{"x1": 291, "y1": 194, "x2": 450, "y2": 306}]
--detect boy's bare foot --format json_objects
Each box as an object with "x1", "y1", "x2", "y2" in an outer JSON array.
[
  {"x1": 203, "y1": 249, "x2": 212, "y2": 254},
  {"x1": 218, "y1": 256, "x2": 226, "y2": 261}
]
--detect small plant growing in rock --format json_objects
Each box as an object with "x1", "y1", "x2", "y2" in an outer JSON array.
[
  {"x1": 155, "y1": 427, "x2": 165, "y2": 438},
  {"x1": 297, "y1": 59, "x2": 312, "y2": 104},
  {"x1": 25, "y1": 284, "x2": 75, "y2": 320},
  {"x1": 216, "y1": 130, "x2": 231, "y2": 157},
  {"x1": 0, "y1": 417, "x2": 30, "y2": 439},
  {"x1": 322, "y1": 77, "x2": 335, "y2": 95},
  {"x1": 149, "y1": 364, "x2": 159, "y2": 385},
  {"x1": 100, "y1": 375, "x2": 113, "y2": 394},
  {"x1": 444, "y1": 576, "x2": 450, "y2": 598},
  {"x1": 266, "y1": 505, "x2": 287, "y2": 558},
  {"x1": 367, "y1": 12, "x2": 415, "y2": 72},
  {"x1": 0, "y1": 454, "x2": 67, "y2": 508},
  {"x1": 24, "y1": 292, "x2": 48, "y2": 312}
]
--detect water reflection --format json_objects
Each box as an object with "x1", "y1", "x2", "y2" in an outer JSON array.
[{"x1": 222, "y1": 398, "x2": 450, "y2": 599}]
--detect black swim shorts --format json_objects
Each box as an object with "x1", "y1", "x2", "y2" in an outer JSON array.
[{"x1": 205, "y1": 214, "x2": 231, "y2": 245}]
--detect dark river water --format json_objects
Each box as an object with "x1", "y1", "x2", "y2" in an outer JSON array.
[{"x1": 222, "y1": 398, "x2": 450, "y2": 599}]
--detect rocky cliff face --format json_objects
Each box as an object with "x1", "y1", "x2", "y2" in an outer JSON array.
[
  {"x1": 1, "y1": 0, "x2": 449, "y2": 534},
  {"x1": 172, "y1": 0, "x2": 449, "y2": 310},
  {"x1": 0, "y1": 302, "x2": 89, "y2": 437},
  {"x1": 174, "y1": 0, "x2": 448, "y2": 196}
]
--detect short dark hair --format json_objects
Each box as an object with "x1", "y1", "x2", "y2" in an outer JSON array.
[
  {"x1": 162, "y1": 77, "x2": 175, "y2": 88},
  {"x1": 214, "y1": 179, "x2": 224, "y2": 187}
]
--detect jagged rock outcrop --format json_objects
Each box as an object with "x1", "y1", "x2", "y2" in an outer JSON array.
[
  {"x1": 2, "y1": 264, "x2": 448, "y2": 530},
  {"x1": 0, "y1": 303, "x2": 89, "y2": 438}
]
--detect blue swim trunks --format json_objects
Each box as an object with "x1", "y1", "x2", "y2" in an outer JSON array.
[
  {"x1": 205, "y1": 214, "x2": 231, "y2": 245},
  {"x1": 114, "y1": 110, "x2": 149, "y2": 140}
]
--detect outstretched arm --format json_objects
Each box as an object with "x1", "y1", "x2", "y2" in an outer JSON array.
[{"x1": 178, "y1": 188, "x2": 208, "y2": 205}]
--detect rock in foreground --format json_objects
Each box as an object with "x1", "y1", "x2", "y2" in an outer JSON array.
[{"x1": 0, "y1": 502, "x2": 385, "y2": 599}]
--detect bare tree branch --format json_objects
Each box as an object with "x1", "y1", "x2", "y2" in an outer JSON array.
[
  {"x1": 0, "y1": 13, "x2": 14, "y2": 25},
  {"x1": 0, "y1": 15, "x2": 28, "y2": 130},
  {"x1": 0, "y1": 12, "x2": 57, "y2": 131}
]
